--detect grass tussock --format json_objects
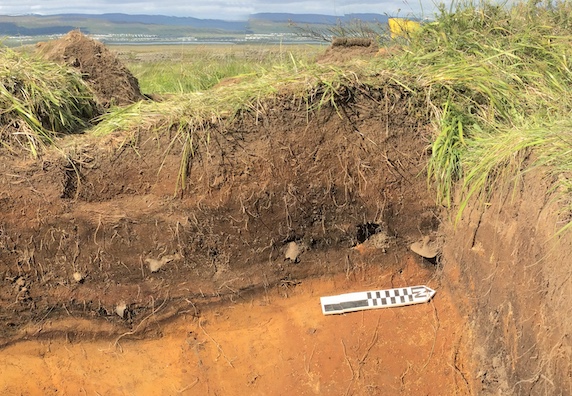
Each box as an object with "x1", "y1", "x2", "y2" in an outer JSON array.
[
  {"x1": 383, "y1": 0, "x2": 572, "y2": 227},
  {"x1": 0, "y1": 47, "x2": 96, "y2": 156}
]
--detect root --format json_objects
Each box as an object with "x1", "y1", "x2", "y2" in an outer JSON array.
[
  {"x1": 341, "y1": 339, "x2": 355, "y2": 396},
  {"x1": 357, "y1": 316, "x2": 380, "y2": 379},
  {"x1": 399, "y1": 361, "x2": 413, "y2": 391},
  {"x1": 451, "y1": 329, "x2": 471, "y2": 395},
  {"x1": 342, "y1": 316, "x2": 381, "y2": 395},
  {"x1": 175, "y1": 377, "x2": 199, "y2": 393},
  {"x1": 199, "y1": 318, "x2": 235, "y2": 368},
  {"x1": 304, "y1": 345, "x2": 316, "y2": 377},
  {"x1": 93, "y1": 214, "x2": 102, "y2": 246},
  {"x1": 420, "y1": 299, "x2": 440, "y2": 372},
  {"x1": 112, "y1": 295, "x2": 168, "y2": 351}
]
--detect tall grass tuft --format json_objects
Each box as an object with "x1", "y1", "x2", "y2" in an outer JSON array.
[
  {"x1": 0, "y1": 47, "x2": 96, "y2": 156},
  {"x1": 385, "y1": 0, "x2": 572, "y2": 228}
]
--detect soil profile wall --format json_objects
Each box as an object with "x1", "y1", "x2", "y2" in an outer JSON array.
[{"x1": 442, "y1": 171, "x2": 572, "y2": 395}]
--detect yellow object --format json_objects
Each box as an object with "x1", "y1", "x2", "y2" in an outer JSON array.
[{"x1": 388, "y1": 18, "x2": 421, "y2": 39}]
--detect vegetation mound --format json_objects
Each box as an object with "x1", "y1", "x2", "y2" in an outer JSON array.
[
  {"x1": 316, "y1": 38, "x2": 379, "y2": 64},
  {"x1": 0, "y1": 47, "x2": 96, "y2": 155},
  {"x1": 36, "y1": 30, "x2": 144, "y2": 108}
]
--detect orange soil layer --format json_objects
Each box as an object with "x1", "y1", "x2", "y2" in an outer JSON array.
[{"x1": 0, "y1": 256, "x2": 469, "y2": 395}]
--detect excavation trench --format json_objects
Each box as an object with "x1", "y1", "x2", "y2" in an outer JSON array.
[{"x1": 0, "y1": 70, "x2": 570, "y2": 394}]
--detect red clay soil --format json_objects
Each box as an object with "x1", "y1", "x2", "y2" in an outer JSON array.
[{"x1": 0, "y1": 258, "x2": 469, "y2": 395}]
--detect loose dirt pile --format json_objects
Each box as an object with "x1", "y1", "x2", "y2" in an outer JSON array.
[
  {"x1": 317, "y1": 37, "x2": 380, "y2": 64},
  {"x1": 35, "y1": 30, "x2": 144, "y2": 108}
]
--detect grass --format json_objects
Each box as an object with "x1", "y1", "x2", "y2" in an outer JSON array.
[
  {"x1": 381, "y1": 0, "x2": 572, "y2": 227},
  {"x1": 114, "y1": 44, "x2": 326, "y2": 94},
  {"x1": 0, "y1": 47, "x2": 95, "y2": 156}
]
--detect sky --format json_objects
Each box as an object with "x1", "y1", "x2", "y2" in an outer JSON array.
[{"x1": 0, "y1": 0, "x2": 443, "y2": 21}]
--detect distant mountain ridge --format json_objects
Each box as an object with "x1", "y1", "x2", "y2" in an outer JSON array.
[
  {"x1": 0, "y1": 22, "x2": 76, "y2": 36},
  {"x1": 250, "y1": 13, "x2": 389, "y2": 24},
  {"x1": 0, "y1": 12, "x2": 391, "y2": 36},
  {"x1": 57, "y1": 13, "x2": 249, "y2": 30}
]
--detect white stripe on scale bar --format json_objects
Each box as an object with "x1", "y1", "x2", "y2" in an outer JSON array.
[{"x1": 320, "y1": 285, "x2": 436, "y2": 315}]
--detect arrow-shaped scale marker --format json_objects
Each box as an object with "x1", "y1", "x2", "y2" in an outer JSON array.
[{"x1": 320, "y1": 285, "x2": 436, "y2": 315}]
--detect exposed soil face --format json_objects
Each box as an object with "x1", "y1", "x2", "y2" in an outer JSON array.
[
  {"x1": 0, "y1": 78, "x2": 437, "y2": 342},
  {"x1": 0, "y1": 51, "x2": 466, "y2": 392},
  {"x1": 0, "y1": 262, "x2": 468, "y2": 395},
  {"x1": 1, "y1": 38, "x2": 571, "y2": 395},
  {"x1": 443, "y1": 172, "x2": 572, "y2": 395}
]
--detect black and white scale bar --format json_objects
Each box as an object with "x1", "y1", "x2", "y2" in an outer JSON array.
[{"x1": 320, "y1": 285, "x2": 436, "y2": 315}]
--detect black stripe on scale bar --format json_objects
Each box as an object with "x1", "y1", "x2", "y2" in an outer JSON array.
[{"x1": 323, "y1": 299, "x2": 369, "y2": 312}]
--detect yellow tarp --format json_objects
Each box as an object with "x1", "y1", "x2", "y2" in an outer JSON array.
[{"x1": 388, "y1": 18, "x2": 421, "y2": 39}]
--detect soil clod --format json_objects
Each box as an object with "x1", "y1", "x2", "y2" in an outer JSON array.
[{"x1": 410, "y1": 235, "x2": 440, "y2": 259}]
